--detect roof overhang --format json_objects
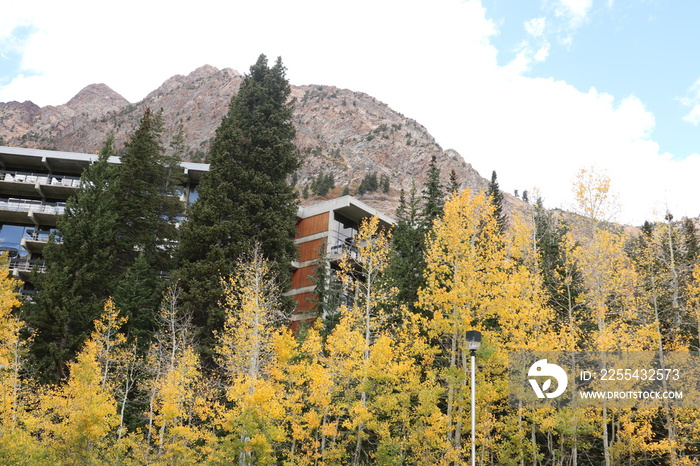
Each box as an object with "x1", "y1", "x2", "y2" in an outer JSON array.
[
  {"x1": 298, "y1": 195, "x2": 395, "y2": 228},
  {"x1": 0, "y1": 146, "x2": 209, "y2": 184}
]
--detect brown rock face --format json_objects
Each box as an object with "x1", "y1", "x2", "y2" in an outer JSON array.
[{"x1": 0, "y1": 65, "x2": 497, "y2": 215}]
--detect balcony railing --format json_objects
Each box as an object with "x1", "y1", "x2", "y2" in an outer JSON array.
[
  {"x1": 0, "y1": 198, "x2": 66, "y2": 215},
  {"x1": 25, "y1": 230, "x2": 53, "y2": 243},
  {"x1": 9, "y1": 258, "x2": 46, "y2": 274},
  {"x1": 0, "y1": 170, "x2": 81, "y2": 188},
  {"x1": 329, "y1": 230, "x2": 359, "y2": 261}
]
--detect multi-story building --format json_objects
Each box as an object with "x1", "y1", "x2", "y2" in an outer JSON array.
[
  {"x1": 0, "y1": 146, "x2": 206, "y2": 294},
  {"x1": 0, "y1": 145, "x2": 394, "y2": 324},
  {"x1": 289, "y1": 196, "x2": 394, "y2": 330}
]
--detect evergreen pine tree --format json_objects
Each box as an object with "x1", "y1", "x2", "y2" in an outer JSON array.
[
  {"x1": 309, "y1": 241, "x2": 341, "y2": 334},
  {"x1": 357, "y1": 172, "x2": 379, "y2": 195},
  {"x1": 112, "y1": 108, "x2": 183, "y2": 273},
  {"x1": 110, "y1": 108, "x2": 184, "y2": 339},
  {"x1": 27, "y1": 112, "x2": 185, "y2": 380},
  {"x1": 448, "y1": 169, "x2": 460, "y2": 197},
  {"x1": 175, "y1": 55, "x2": 299, "y2": 343},
  {"x1": 422, "y1": 155, "x2": 443, "y2": 230},
  {"x1": 487, "y1": 170, "x2": 507, "y2": 234},
  {"x1": 533, "y1": 197, "x2": 587, "y2": 337},
  {"x1": 682, "y1": 217, "x2": 699, "y2": 264},
  {"x1": 27, "y1": 137, "x2": 120, "y2": 382},
  {"x1": 385, "y1": 183, "x2": 426, "y2": 318},
  {"x1": 380, "y1": 174, "x2": 390, "y2": 193}
]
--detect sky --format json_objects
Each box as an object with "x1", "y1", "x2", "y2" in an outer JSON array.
[{"x1": 1, "y1": 0, "x2": 698, "y2": 225}]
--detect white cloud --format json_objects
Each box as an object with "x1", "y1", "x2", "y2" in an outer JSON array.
[
  {"x1": 533, "y1": 44, "x2": 551, "y2": 62},
  {"x1": 505, "y1": 17, "x2": 550, "y2": 73},
  {"x1": 681, "y1": 77, "x2": 700, "y2": 125},
  {"x1": 0, "y1": 0, "x2": 696, "y2": 224},
  {"x1": 525, "y1": 17, "x2": 547, "y2": 37},
  {"x1": 555, "y1": 0, "x2": 593, "y2": 28}
]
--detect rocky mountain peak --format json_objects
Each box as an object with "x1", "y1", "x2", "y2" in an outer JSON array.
[
  {"x1": 0, "y1": 65, "x2": 504, "y2": 216},
  {"x1": 65, "y1": 83, "x2": 129, "y2": 113}
]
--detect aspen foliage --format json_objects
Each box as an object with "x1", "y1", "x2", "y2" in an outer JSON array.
[
  {"x1": 418, "y1": 189, "x2": 559, "y2": 464},
  {"x1": 572, "y1": 166, "x2": 620, "y2": 223},
  {"x1": 0, "y1": 254, "x2": 46, "y2": 463},
  {"x1": 43, "y1": 337, "x2": 119, "y2": 463},
  {"x1": 6, "y1": 172, "x2": 700, "y2": 463},
  {"x1": 570, "y1": 169, "x2": 666, "y2": 464},
  {"x1": 334, "y1": 215, "x2": 397, "y2": 464},
  {"x1": 273, "y1": 321, "x2": 335, "y2": 465},
  {"x1": 143, "y1": 285, "x2": 212, "y2": 464},
  {"x1": 214, "y1": 246, "x2": 290, "y2": 465},
  {"x1": 575, "y1": 228, "x2": 655, "y2": 351},
  {"x1": 80, "y1": 297, "x2": 143, "y2": 456},
  {"x1": 0, "y1": 253, "x2": 23, "y2": 424},
  {"x1": 91, "y1": 298, "x2": 128, "y2": 389},
  {"x1": 325, "y1": 215, "x2": 444, "y2": 464},
  {"x1": 688, "y1": 263, "x2": 700, "y2": 348}
]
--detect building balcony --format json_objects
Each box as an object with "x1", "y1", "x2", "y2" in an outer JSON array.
[
  {"x1": 9, "y1": 258, "x2": 46, "y2": 279},
  {"x1": 0, "y1": 170, "x2": 81, "y2": 200},
  {"x1": 328, "y1": 230, "x2": 359, "y2": 262},
  {"x1": 0, "y1": 198, "x2": 66, "y2": 226},
  {"x1": 20, "y1": 229, "x2": 54, "y2": 254}
]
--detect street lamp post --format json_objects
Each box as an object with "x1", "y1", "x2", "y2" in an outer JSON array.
[{"x1": 465, "y1": 330, "x2": 482, "y2": 466}]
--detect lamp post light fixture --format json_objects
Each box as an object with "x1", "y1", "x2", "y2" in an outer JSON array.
[{"x1": 465, "y1": 330, "x2": 482, "y2": 466}]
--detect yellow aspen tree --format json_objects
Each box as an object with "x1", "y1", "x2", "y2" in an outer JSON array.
[
  {"x1": 501, "y1": 211, "x2": 572, "y2": 465},
  {"x1": 0, "y1": 254, "x2": 23, "y2": 424},
  {"x1": 572, "y1": 167, "x2": 620, "y2": 224},
  {"x1": 143, "y1": 284, "x2": 212, "y2": 464},
  {"x1": 87, "y1": 297, "x2": 141, "y2": 448},
  {"x1": 92, "y1": 298, "x2": 128, "y2": 389},
  {"x1": 570, "y1": 168, "x2": 634, "y2": 464},
  {"x1": 418, "y1": 188, "x2": 510, "y2": 464},
  {"x1": 672, "y1": 263, "x2": 700, "y2": 464},
  {"x1": 43, "y1": 337, "x2": 119, "y2": 463},
  {"x1": 0, "y1": 254, "x2": 46, "y2": 462},
  {"x1": 151, "y1": 346, "x2": 208, "y2": 463},
  {"x1": 420, "y1": 190, "x2": 574, "y2": 464},
  {"x1": 574, "y1": 226, "x2": 660, "y2": 465},
  {"x1": 633, "y1": 223, "x2": 692, "y2": 463},
  {"x1": 500, "y1": 211, "x2": 558, "y2": 351},
  {"x1": 552, "y1": 231, "x2": 597, "y2": 466},
  {"x1": 214, "y1": 246, "x2": 289, "y2": 465},
  {"x1": 368, "y1": 308, "x2": 444, "y2": 465},
  {"x1": 688, "y1": 264, "x2": 700, "y2": 351},
  {"x1": 336, "y1": 215, "x2": 394, "y2": 464},
  {"x1": 323, "y1": 309, "x2": 367, "y2": 463},
  {"x1": 271, "y1": 321, "x2": 333, "y2": 465}
]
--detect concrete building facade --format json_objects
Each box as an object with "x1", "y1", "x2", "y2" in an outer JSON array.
[
  {"x1": 289, "y1": 196, "x2": 394, "y2": 329},
  {"x1": 0, "y1": 146, "x2": 394, "y2": 324},
  {"x1": 0, "y1": 146, "x2": 206, "y2": 294}
]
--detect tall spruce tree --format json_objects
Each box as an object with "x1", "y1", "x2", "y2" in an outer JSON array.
[
  {"x1": 385, "y1": 183, "x2": 426, "y2": 318},
  {"x1": 110, "y1": 108, "x2": 184, "y2": 342},
  {"x1": 487, "y1": 170, "x2": 507, "y2": 234},
  {"x1": 27, "y1": 111, "x2": 185, "y2": 381},
  {"x1": 422, "y1": 154, "x2": 443, "y2": 231},
  {"x1": 448, "y1": 168, "x2": 460, "y2": 198},
  {"x1": 176, "y1": 55, "x2": 299, "y2": 342},
  {"x1": 112, "y1": 108, "x2": 183, "y2": 272},
  {"x1": 533, "y1": 197, "x2": 586, "y2": 335},
  {"x1": 27, "y1": 137, "x2": 120, "y2": 382}
]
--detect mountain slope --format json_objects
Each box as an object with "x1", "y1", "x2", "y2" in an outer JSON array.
[{"x1": 0, "y1": 65, "x2": 496, "y2": 214}]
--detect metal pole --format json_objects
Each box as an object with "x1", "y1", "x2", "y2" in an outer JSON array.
[{"x1": 471, "y1": 348, "x2": 476, "y2": 466}]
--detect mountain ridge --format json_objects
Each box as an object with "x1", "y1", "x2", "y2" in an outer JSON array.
[{"x1": 0, "y1": 65, "x2": 507, "y2": 216}]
